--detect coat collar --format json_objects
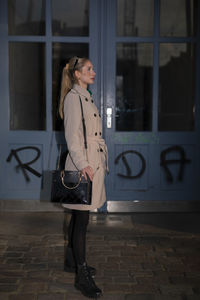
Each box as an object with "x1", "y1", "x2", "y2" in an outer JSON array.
[{"x1": 72, "y1": 84, "x2": 91, "y2": 99}]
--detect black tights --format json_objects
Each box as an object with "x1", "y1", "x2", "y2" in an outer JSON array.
[{"x1": 68, "y1": 209, "x2": 89, "y2": 265}]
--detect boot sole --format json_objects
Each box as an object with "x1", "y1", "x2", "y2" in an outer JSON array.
[{"x1": 75, "y1": 283, "x2": 102, "y2": 298}]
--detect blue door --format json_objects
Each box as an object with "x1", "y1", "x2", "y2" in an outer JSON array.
[
  {"x1": 102, "y1": 0, "x2": 200, "y2": 212},
  {"x1": 0, "y1": 0, "x2": 200, "y2": 212}
]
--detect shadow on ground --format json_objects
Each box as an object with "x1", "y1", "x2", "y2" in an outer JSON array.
[{"x1": 131, "y1": 212, "x2": 200, "y2": 234}]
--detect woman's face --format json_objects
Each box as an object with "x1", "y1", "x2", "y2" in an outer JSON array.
[{"x1": 76, "y1": 60, "x2": 96, "y2": 88}]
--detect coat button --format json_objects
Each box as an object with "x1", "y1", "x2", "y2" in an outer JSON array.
[
  {"x1": 99, "y1": 114, "x2": 101, "y2": 117},
  {"x1": 99, "y1": 132, "x2": 102, "y2": 136},
  {"x1": 85, "y1": 98, "x2": 88, "y2": 101},
  {"x1": 91, "y1": 99, "x2": 94, "y2": 103},
  {"x1": 94, "y1": 113, "x2": 97, "y2": 117},
  {"x1": 100, "y1": 148, "x2": 103, "y2": 152},
  {"x1": 95, "y1": 132, "x2": 97, "y2": 136}
]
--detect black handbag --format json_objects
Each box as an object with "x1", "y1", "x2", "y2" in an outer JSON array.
[{"x1": 51, "y1": 96, "x2": 92, "y2": 205}]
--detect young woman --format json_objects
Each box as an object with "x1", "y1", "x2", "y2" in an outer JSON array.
[{"x1": 59, "y1": 56, "x2": 108, "y2": 298}]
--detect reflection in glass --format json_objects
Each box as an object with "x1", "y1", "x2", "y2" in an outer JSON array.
[
  {"x1": 52, "y1": 43, "x2": 89, "y2": 131},
  {"x1": 9, "y1": 43, "x2": 46, "y2": 130},
  {"x1": 8, "y1": 0, "x2": 45, "y2": 35},
  {"x1": 160, "y1": 0, "x2": 197, "y2": 37},
  {"x1": 116, "y1": 43, "x2": 153, "y2": 131},
  {"x1": 52, "y1": 0, "x2": 89, "y2": 36},
  {"x1": 159, "y1": 43, "x2": 196, "y2": 131},
  {"x1": 117, "y1": 0, "x2": 154, "y2": 36}
]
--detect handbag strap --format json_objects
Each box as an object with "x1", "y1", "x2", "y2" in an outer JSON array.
[
  {"x1": 79, "y1": 96, "x2": 87, "y2": 150},
  {"x1": 66, "y1": 95, "x2": 89, "y2": 171}
]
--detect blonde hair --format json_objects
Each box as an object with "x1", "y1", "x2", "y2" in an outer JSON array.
[{"x1": 59, "y1": 56, "x2": 89, "y2": 119}]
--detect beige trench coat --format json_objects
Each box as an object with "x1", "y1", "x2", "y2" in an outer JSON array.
[{"x1": 63, "y1": 84, "x2": 108, "y2": 211}]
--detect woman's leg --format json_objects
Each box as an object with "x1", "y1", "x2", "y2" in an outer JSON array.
[
  {"x1": 73, "y1": 210, "x2": 102, "y2": 298},
  {"x1": 72, "y1": 210, "x2": 89, "y2": 265},
  {"x1": 65, "y1": 209, "x2": 96, "y2": 277},
  {"x1": 64, "y1": 211, "x2": 76, "y2": 271},
  {"x1": 67, "y1": 210, "x2": 75, "y2": 248}
]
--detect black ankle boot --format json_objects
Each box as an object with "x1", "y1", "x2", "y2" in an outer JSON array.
[
  {"x1": 75, "y1": 262, "x2": 102, "y2": 298},
  {"x1": 64, "y1": 246, "x2": 96, "y2": 277}
]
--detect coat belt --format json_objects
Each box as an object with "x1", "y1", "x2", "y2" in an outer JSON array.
[{"x1": 87, "y1": 137, "x2": 109, "y2": 173}]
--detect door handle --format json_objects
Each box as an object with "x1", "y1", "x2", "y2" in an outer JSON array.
[{"x1": 106, "y1": 107, "x2": 112, "y2": 128}]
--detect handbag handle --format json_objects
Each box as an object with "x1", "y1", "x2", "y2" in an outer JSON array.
[{"x1": 60, "y1": 170, "x2": 82, "y2": 189}]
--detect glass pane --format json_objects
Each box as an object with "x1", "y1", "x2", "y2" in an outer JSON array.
[
  {"x1": 52, "y1": 0, "x2": 89, "y2": 36},
  {"x1": 160, "y1": 0, "x2": 198, "y2": 37},
  {"x1": 52, "y1": 43, "x2": 89, "y2": 131},
  {"x1": 116, "y1": 43, "x2": 153, "y2": 131},
  {"x1": 9, "y1": 42, "x2": 46, "y2": 130},
  {"x1": 159, "y1": 43, "x2": 196, "y2": 131},
  {"x1": 117, "y1": 0, "x2": 154, "y2": 36},
  {"x1": 8, "y1": 0, "x2": 45, "y2": 35}
]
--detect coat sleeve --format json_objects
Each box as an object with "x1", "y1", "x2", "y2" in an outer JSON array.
[{"x1": 63, "y1": 93, "x2": 89, "y2": 171}]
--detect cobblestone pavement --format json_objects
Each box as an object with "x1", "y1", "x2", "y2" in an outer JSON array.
[{"x1": 0, "y1": 212, "x2": 200, "y2": 300}]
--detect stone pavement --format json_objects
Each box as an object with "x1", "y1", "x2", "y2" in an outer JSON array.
[{"x1": 0, "y1": 211, "x2": 200, "y2": 300}]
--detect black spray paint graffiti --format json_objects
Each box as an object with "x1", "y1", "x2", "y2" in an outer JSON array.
[
  {"x1": 6, "y1": 145, "x2": 191, "y2": 184},
  {"x1": 7, "y1": 146, "x2": 42, "y2": 182},
  {"x1": 115, "y1": 146, "x2": 191, "y2": 183},
  {"x1": 114, "y1": 150, "x2": 146, "y2": 179},
  {"x1": 160, "y1": 145, "x2": 191, "y2": 182}
]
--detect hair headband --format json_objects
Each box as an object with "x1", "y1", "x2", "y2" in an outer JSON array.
[{"x1": 73, "y1": 58, "x2": 79, "y2": 70}]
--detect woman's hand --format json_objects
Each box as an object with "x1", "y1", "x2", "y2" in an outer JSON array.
[{"x1": 81, "y1": 166, "x2": 94, "y2": 181}]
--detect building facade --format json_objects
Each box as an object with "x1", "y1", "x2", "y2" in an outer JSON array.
[{"x1": 0, "y1": 0, "x2": 200, "y2": 212}]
